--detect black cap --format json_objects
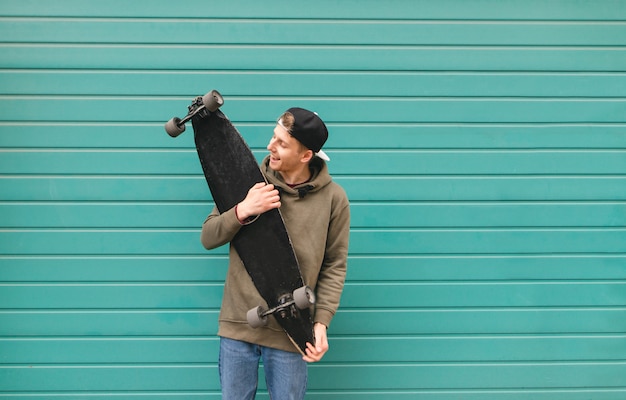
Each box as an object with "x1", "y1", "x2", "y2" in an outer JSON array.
[{"x1": 282, "y1": 107, "x2": 330, "y2": 161}]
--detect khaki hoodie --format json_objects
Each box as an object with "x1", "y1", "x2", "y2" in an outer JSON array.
[{"x1": 200, "y1": 155, "x2": 350, "y2": 353}]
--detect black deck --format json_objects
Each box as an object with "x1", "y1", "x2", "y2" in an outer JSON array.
[{"x1": 191, "y1": 108, "x2": 314, "y2": 354}]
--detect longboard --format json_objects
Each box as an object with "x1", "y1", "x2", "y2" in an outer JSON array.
[{"x1": 165, "y1": 90, "x2": 315, "y2": 354}]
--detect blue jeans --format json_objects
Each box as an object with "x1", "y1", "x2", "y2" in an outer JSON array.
[{"x1": 219, "y1": 337, "x2": 308, "y2": 400}]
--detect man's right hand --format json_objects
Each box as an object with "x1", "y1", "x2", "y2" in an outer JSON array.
[{"x1": 235, "y1": 182, "x2": 281, "y2": 223}]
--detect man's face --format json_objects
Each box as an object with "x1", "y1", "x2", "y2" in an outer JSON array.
[{"x1": 266, "y1": 124, "x2": 309, "y2": 174}]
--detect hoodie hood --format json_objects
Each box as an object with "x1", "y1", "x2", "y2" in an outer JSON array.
[{"x1": 261, "y1": 155, "x2": 333, "y2": 198}]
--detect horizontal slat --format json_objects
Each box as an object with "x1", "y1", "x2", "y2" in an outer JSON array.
[
  {"x1": 0, "y1": 391, "x2": 622, "y2": 400},
  {"x1": 346, "y1": 255, "x2": 626, "y2": 281},
  {"x1": 350, "y1": 228, "x2": 626, "y2": 255},
  {"x1": 0, "y1": 337, "x2": 219, "y2": 364},
  {"x1": 0, "y1": 310, "x2": 219, "y2": 336},
  {"x1": 0, "y1": 365, "x2": 218, "y2": 391},
  {"x1": 2, "y1": 176, "x2": 625, "y2": 202},
  {"x1": 3, "y1": 71, "x2": 626, "y2": 98},
  {"x1": 329, "y1": 335, "x2": 626, "y2": 363},
  {"x1": 0, "y1": 203, "x2": 213, "y2": 229},
  {"x1": 311, "y1": 363, "x2": 626, "y2": 390},
  {"x1": 3, "y1": 19, "x2": 626, "y2": 46},
  {"x1": 290, "y1": 390, "x2": 626, "y2": 400},
  {"x1": 2, "y1": 202, "x2": 625, "y2": 228},
  {"x1": 2, "y1": 97, "x2": 626, "y2": 123},
  {"x1": 331, "y1": 309, "x2": 626, "y2": 335},
  {"x1": 3, "y1": 335, "x2": 625, "y2": 364},
  {"x1": 332, "y1": 150, "x2": 626, "y2": 175},
  {"x1": 0, "y1": 284, "x2": 225, "y2": 309},
  {"x1": 342, "y1": 282, "x2": 626, "y2": 307},
  {"x1": 3, "y1": 308, "x2": 625, "y2": 336},
  {"x1": 1, "y1": 362, "x2": 625, "y2": 391},
  {"x1": 1, "y1": 0, "x2": 624, "y2": 20},
  {"x1": 0, "y1": 395, "x2": 222, "y2": 400},
  {"x1": 350, "y1": 202, "x2": 626, "y2": 228},
  {"x1": 342, "y1": 177, "x2": 626, "y2": 202},
  {"x1": 2, "y1": 255, "x2": 625, "y2": 283},
  {"x1": 1, "y1": 229, "x2": 624, "y2": 255},
  {"x1": 0, "y1": 176, "x2": 213, "y2": 202},
  {"x1": 0, "y1": 256, "x2": 229, "y2": 282},
  {"x1": 2, "y1": 149, "x2": 624, "y2": 175},
  {"x1": 1, "y1": 282, "x2": 623, "y2": 309},
  {"x1": 2, "y1": 45, "x2": 625, "y2": 71},
  {"x1": 0, "y1": 230, "x2": 218, "y2": 256},
  {"x1": 2, "y1": 123, "x2": 625, "y2": 149}
]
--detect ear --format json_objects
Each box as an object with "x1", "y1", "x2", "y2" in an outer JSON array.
[{"x1": 301, "y1": 149, "x2": 314, "y2": 164}]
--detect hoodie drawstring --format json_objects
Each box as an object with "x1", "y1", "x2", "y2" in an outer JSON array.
[{"x1": 297, "y1": 185, "x2": 314, "y2": 198}]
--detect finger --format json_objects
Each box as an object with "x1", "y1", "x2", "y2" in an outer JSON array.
[
  {"x1": 316, "y1": 336, "x2": 328, "y2": 353},
  {"x1": 303, "y1": 344, "x2": 320, "y2": 363},
  {"x1": 315, "y1": 333, "x2": 322, "y2": 350},
  {"x1": 251, "y1": 182, "x2": 266, "y2": 191},
  {"x1": 269, "y1": 194, "x2": 281, "y2": 204},
  {"x1": 255, "y1": 183, "x2": 274, "y2": 194},
  {"x1": 306, "y1": 342, "x2": 319, "y2": 356}
]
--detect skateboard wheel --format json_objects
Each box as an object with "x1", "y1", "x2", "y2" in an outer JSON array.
[
  {"x1": 247, "y1": 306, "x2": 268, "y2": 328},
  {"x1": 165, "y1": 117, "x2": 185, "y2": 137},
  {"x1": 202, "y1": 90, "x2": 224, "y2": 112},
  {"x1": 293, "y1": 286, "x2": 315, "y2": 309}
]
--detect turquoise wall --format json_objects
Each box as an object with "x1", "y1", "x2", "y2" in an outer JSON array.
[{"x1": 1, "y1": 1, "x2": 625, "y2": 398}]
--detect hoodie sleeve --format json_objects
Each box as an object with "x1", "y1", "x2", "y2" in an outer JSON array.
[
  {"x1": 200, "y1": 206, "x2": 243, "y2": 250},
  {"x1": 313, "y1": 188, "x2": 351, "y2": 328}
]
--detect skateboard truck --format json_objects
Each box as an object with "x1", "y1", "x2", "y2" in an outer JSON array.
[
  {"x1": 164, "y1": 89, "x2": 224, "y2": 137},
  {"x1": 247, "y1": 286, "x2": 316, "y2": 329}
]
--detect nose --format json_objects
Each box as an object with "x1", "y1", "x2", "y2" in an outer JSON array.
[{"x1": 267, "y1": 136, "x2": 276, "y2": 152}]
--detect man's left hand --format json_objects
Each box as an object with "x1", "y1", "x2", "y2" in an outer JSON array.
[{"x1": 303, "y1": 323, "x2": 329, "y2": 363}]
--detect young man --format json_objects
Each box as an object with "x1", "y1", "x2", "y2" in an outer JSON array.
[{"x1": 200, "y1": 107, "x2": 350, "y2": 399}]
